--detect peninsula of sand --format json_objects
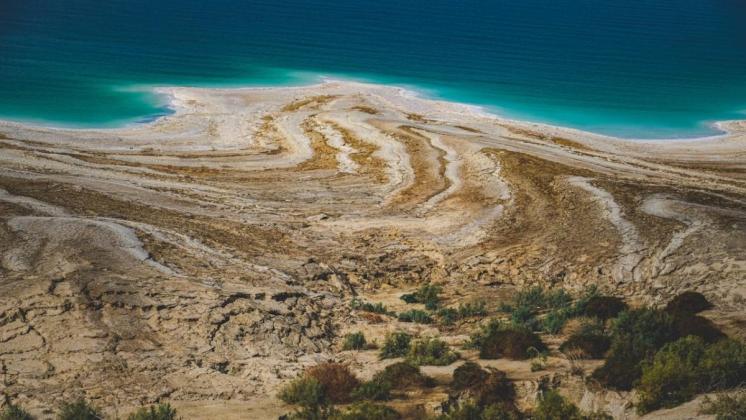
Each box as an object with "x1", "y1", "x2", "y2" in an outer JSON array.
[{"x1": 1, "y1": 81, "x2": 745, "y2": 418}]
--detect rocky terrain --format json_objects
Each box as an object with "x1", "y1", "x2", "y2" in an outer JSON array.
[{"x1": 0, "y1": 81, "x2": 744, "y2": 418}]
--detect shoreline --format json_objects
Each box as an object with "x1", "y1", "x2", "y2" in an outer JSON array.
[{"x1": 0, "y1": 78, "x2": 742, "y2": 143}]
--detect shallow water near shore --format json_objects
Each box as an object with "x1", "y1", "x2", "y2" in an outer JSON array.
[{"x1": 1, "y1": 0, "x2": 746, "y2": 138}]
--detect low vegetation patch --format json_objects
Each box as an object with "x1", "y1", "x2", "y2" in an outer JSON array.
[
  {"x1": 342, "y1": 332, "x2": 367, "y2": 350},
  {"x1": 700, "y1": 390, "x2": 746, "y2": 419},
  {"x1": 127, "y1": 404, "x2": 179, "y2": 420},
  {"x1": 400, "y1": 284, "x2": 441, "y2": 310},
  {"x1": 451, "y1": 362, "x2": 516, "y2": 408},
  {"x1": 331, "y1": 402, "x2": 401, "y2": 420},
  {"x1": 532, "y1": 390, "x2": 610, "y2": 420},
  {"x1": 372, "y1": 362, "x2": 434, "y2": 390},
  {"x1": 397, "y1": 309, "x2": 433, "y2": 324},
  {"x1": 351, "y1": 299, "x2": 393, "y2": 315},
  {"x1": 278, "y1": 376, "x2": 327, "y2": 407},
  {"x1": 560, "y1": 323, "x2": 610, "y2": 359},
  {"x1": 406, "y1": 337, "x2": 459, "y2": 366},
  {"x1": 57, "y1": 399, "x2": 102, "y2": 420},
  {"x1": 351, "y1": 380, "x2": 392, "y2": 401},
  {"x1": 0, "y1": 404, "x2": 33, "y2": 420},
  {"x1": 379, "y1": 331, "x2": 413, "y2": 359},
  {"x1": 472, "y1": 321, "x2": 546, "y2": 360}
]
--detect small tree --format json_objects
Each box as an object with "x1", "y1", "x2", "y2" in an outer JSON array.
[{"x1": 379, "y1": 332, "x2": 412, "y2": 359}]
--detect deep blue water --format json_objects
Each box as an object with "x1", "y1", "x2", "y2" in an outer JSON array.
[{"x1": 2, "y1": 0, "x2": 746, "y2": 137}]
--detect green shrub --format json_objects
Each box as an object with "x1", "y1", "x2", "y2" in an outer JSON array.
[
  {"x1": 379, "y1": 332, "x2": 413, "y2": 359},
  {"x1": 283, "y1": 404, "x2": 338, "y2": 420},
  {"x1": 351, "y1": 380, "x2": 392, "y2": 401},
  {"x1": 331, "y1": 402, "x2": 401, "y2": 420},
  {"x1": 278, "y1": 376, "x2": 327, "y2": 407},
  {"x1": 582, "y1": 296, "x2": 627, "y2": 320},
  {"x1": 372, "y1": 362, "x2": 434, "y2": 390},
  {"x1": 127, "y1": 404, "x2": 178, "y2": 420},
  {"x1": 665, "y1": 291, "x2": 713, "y2": 316},
  {"x1": 591, "y1": 309, "x2": 676, "y2": 390},
  {"x1": 479, "y1": 326, "x2": 546, "y2": 360},
  {"x1": 0, "y1": 405, "x2": 34, "y2": 420},
  {"x1": 458, "y1": 301, "x2": 488, "y2": 318},
  {"x1": 406, "y1": 337, "x2": 459, "y2": 366},
  {"x1": 438, "y1": 308, "x2": 459, "y2": 326},
  {"x1": 481, "y1": 403, "x2": 522, "y2": 420},
  {"x1": 513, "y1": 286, "x2": 572, "y2": 311},
  {"x1": 398, "y1": 310, "x2": 433, "y2": 324},
  {"x1": 306, "y1": 363, "x2": 360, "y2": 404},
  {"x1": 541, "y1": 309, "x2": 569, "y2": 334},
  {"x1": 343, "y1": 332, "x2": 367, "y2": 350},
  {"x1": 700, "y1": 338, "x2": 746, "y2": 390},
  {"x1": 400, "y1": 284, "x2": 442, "y2": 310},
  {"x1": 636, "y1": 337, "x2": 746, "y2": 414},
  {"x1": 438, "y1": 401, "x2": 482, "y2": 420},
  {"x1": 509, "y1": 305, "x2": 537, "y2": 329},
  {"x1": 637, "y1": 336, "x2": 707, "y2": 413},
  {"x1": 533, "y1": 390, "x2": 583, "y2": 420},
  {"x1": 700, "y1": 391, "x2": 746, "y2": 419},
  {"x1": 467, "y1": 319, "x2": 502, "y2": 350},
  {"x1": 57, "y1": 399, "x2": 102, "y2": 420},
  {"x1": 452, "y1": 362, "x2": 489, "y2": 391},
  {"x1": 351, "y1": 300, "x2": 392, "y2": 315}
]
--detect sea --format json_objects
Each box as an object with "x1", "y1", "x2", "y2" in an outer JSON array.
[{"x1": 1, "y1": 0, "x2": 746, "y2": 138}]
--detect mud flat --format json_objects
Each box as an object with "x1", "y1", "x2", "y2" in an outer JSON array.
[{"x1": 0, "y1": 81, "x2": 745, "y2": 418}]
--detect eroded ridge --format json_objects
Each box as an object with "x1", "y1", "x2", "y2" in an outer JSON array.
[{"x1": 1, "y1": 81, "x2": 745, "y2": 414}]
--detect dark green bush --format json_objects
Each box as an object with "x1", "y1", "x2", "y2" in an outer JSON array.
[
  {"x1": 351, "y1": 380, "x2": 392, "y2": 401},
  {"x1": 342, "y1": 332, "x2": 367, "y2": 350},
  {"x1": 379, "y1": 332, "x2": 413, "y2": 359},
  {"x1": 331, "y1": 402, "x2": 401, "y2": 420},
  {"x1": 407, "y1": 337, "x2": 459, "y2": 366},
  {"x1": 582, "y1": 296, "x2": 627, "y2": 321},
  {"x1": 438, "y1": 401, "x2": 482, "y2": 420},
  {"x1": 665, "y1": 291, "x2": 713, "y2": 316},
  {"x1": 127, "y1": 404, "x2": 178, "y2": 420},
  {"x1": 532, "y1": 390, "x2": 583, "y2": 420},
  {"x1": 560, "y1": 333, "x2": 610, "y2": 359},
  {"x1": 636, "y1": 336, "x2": 746, "y2": 414},
  {"x1": 278, "y1": 376, "x2": 327, "y2": 407},
  {"x1": 398, "y1": 310, "x2": 433, "y2": 324},
  {"x1": 0, "y1": 404, "x2": 34, "y2": 420},
  {"x1": 458, "y1": 301, "x2": 488, "y2": 318},
  {"x1": 467, "y1": 319, "x2": 502, "y2": 350},
  {"x1": 479, "y1": 326, "x2": 546, "y2": 360},
  {"x1": 438, "y1": 308, "x2": 459, "y2": 326},
  {"x1": 481, "y1": 403, "x2": 522, "y2": 420},
  {"x1": 57, "y1": 399, "x2": 102, "y2": 420},
  {"x1": 452, "y1": 362, "x2": 489, "y2": 391},
  {"x1": 541, "y1": 309, "x2": 569, "y2": 334},
  {"x1": 700, "y1": 391, "x2": 746, "y2": 419},
  {"x1": 400, "y1": 284, "x2": 442, "y2": 310},
  {"x1": 372, "y1": 362, "x2": 434, "y2": 390},
  {"x1": 351, "y1": 299, "x2": 392, "y2": 315},
  {"x1": 636, "y1": 336, "x2": 707, "y2": 413},
  {"x1": 591, "y1": 309, "x2": 677, "y2": 390},
  {"x1": 509, "y1": 305, "x2": 537, "y2": 329}
]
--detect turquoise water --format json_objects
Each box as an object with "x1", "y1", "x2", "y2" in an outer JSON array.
[{"x1": 1, "y1": 0, "x2": 746, "y2": 137}]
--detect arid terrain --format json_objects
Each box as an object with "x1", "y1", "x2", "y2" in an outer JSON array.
[{"x1": 0, "y1": 81, "x2": 745, "y2": 419}]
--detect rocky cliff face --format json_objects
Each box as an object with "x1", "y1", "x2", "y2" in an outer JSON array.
[{"x1": 0, "y1": 82, "x2": 744, "y2": 416}]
